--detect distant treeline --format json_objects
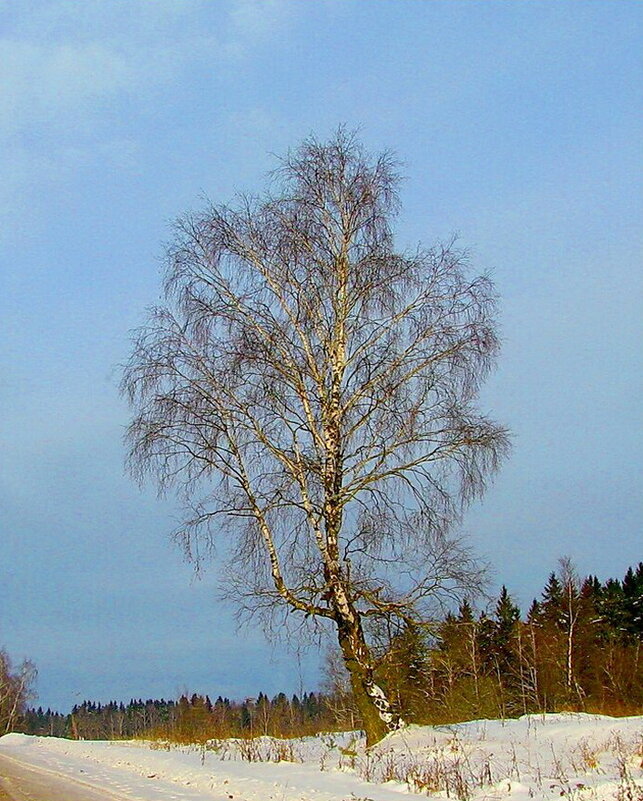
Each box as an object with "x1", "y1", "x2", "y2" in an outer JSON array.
[
  {"x1": 18, "y1": 561, "x2": 643, "y2": 740},
  {"x1": 22, "y1": 691, "x2": 331, "y2": 741}
]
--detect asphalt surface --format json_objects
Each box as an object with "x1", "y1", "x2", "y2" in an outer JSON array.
[{"x1": 0, "y1": 753, "x2": 129, "y2": 801}]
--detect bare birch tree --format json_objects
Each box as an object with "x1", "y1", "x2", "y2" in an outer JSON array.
[
  {"x1": 0, "y1": 650, "x2": 36, "y2": 733},
  {"x1": 122, "y1": 130, "x2": 509, "y2": 745}
]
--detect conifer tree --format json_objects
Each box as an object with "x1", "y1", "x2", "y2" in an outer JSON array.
[
  {"x1": 540, "y1": 573, "x2": 564, "y2": 627},
  {"x1": 458, "y1": 600, "x2": 474, "y2": 623},
  {"x1": 493, "y1": 586, "x2": 520, "y2": 661},
  {"x1": 622, "y1": 562, "x2": 643, "y2": 637}
]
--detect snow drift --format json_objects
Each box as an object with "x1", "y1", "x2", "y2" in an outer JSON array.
[{"x1": 0, "y1": 712, "x2": 641, "y2": 800}]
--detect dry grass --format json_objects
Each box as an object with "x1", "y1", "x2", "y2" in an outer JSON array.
[{"x1": 145, "y1": 717, "x2": 643, "y2": 801}]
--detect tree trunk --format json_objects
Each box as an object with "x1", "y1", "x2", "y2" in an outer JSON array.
[{"x1": 335, "y1": 613, "x2": 403, "y2": 746}]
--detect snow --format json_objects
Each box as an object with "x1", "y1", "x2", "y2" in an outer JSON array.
[{"x1": 0, "y1": 713, "x2": 641, "y2": 800}]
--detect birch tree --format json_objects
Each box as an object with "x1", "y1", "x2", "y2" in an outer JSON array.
[
  {"x1": 0, "y1": 650, "x2": 36, "y2": 733},
  {"x1": 122, "y1": 130, "x2": 509, "y2": 745}
]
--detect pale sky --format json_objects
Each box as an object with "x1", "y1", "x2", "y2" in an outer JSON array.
[{"x1": 1, "y1": 0, "x2": 641, "y2": 712}]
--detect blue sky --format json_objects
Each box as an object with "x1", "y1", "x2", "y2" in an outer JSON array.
[{"x1": 1, "y1": 0, "x2": 641, "y2": 712}]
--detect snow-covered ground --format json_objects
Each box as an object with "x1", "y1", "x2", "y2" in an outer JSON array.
[{"x1": 0, "y1": 713, "x2": 641, "y2": 800}]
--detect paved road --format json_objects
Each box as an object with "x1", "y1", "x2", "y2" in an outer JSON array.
[{"x1": 0, "y1": 753, "x2": 130, "y2": 801}]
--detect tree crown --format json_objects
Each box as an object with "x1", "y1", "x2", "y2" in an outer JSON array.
[{"x1": 122, "y1": 130, "x2": 509, "y2": 629}]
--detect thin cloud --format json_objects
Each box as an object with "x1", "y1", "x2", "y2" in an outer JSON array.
[{"x1": 0, "y1": 0, "x2": 298, "y2": 244}]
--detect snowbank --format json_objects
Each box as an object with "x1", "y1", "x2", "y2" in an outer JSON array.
[{"x1": 0, "y1": 713, "x2": 641, "y2": 800}]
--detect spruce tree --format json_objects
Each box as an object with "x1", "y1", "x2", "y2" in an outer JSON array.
[
  {"x1": 622, "y1": 563, "x2": 643, "y2": 637},
  {"x1": 540, "y1": 572, "x2": 565, "y2": 628},
  {"x1": 458, "y1": 600, "x2": 474, "y2": 623}
]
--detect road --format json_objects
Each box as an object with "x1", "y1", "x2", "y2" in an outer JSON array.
[{"x1": 0, "y1": 753, "x2": 129, "y2": 801}]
